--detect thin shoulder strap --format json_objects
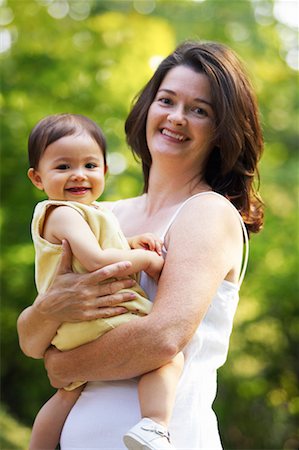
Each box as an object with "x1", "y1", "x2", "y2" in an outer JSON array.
[
  {"x1": 161, "y1": 192, "x2": 249, "y2": 288},
  {"x1": 237, "y1": 211, "x2": 249, "y2": 287}
]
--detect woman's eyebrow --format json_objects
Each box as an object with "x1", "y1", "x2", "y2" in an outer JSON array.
[{"x1": 157, "y1": 88, "x2": 213, "y2": 107}]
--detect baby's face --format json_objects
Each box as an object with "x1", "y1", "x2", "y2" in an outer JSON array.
[{"x1": 29, "y1": 133, "x2": 106, "y2": 204}]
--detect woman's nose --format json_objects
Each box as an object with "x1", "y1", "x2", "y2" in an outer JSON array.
[{"x1": 167, "y1": 106, "x2": 187, "y2": 126}]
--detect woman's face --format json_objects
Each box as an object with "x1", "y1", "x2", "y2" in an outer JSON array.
[{"x1": 146, "y1": 65, "x2": 216, "y2": 170}]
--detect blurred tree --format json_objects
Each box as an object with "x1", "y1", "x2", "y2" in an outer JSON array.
[
  {"x1": 0, "y1": 405, "x2": 31, "y2": 450},
  {"x1": 1, "y1": 0, "x2": 298, "y2": 449}
]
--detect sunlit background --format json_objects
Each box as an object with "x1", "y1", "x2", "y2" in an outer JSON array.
[{"x1": 0, "y1": 0, "x2": 298, "y2": 449}]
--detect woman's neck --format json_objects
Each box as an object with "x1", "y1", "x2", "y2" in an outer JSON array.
[{"x1": 144, "y1": 163, "x2": 211, "y2": 213}]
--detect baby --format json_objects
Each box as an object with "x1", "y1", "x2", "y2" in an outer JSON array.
[{"x1": 27, "y1": 113, "x2": 183, "y2": 450}]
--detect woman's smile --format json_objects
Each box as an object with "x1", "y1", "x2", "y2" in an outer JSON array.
[
  {"x1": 146, "y1": 65, "x2": 215, "y2": 167},
  {"x1": 161, "y1": 127, "x2": 189, "y2": 142}
]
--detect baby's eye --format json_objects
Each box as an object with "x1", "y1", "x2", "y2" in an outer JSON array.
[
  {"x1": 56, "y1": 164, "x2": 69, "y2": 170},
  {"x1": 85, "y1": 163, "x2": 97, "y2": 169}
]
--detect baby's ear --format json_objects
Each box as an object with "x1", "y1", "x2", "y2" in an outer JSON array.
[{"x1": 27, "y1": 168, "x2": 44, "y2": 190}]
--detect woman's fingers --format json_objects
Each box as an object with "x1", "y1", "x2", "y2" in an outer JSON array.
[
  {"x1": 84, "y1": 261, "x2": 133, "y2": 286},
  {"x1": 40, "y1": 260, "x2": 137, "y2": 323},
  {"x1": 96, "y1": 277, "x2": 136, "y2": 296},
  {"x1": 79, "y1": 289, "x2": 136, "y2": 320},
  {"x1": 84, "y1": 306, "x2": 128, "y2": 320},
  {"x1": 96, "y1": 290, "x2": 136, "y2": 307},
  {"x1": 44, "y1": 347, "x2": 68, "y2": 388}
]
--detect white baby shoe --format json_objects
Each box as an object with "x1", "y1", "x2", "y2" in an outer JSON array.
[{"x1": 123, "y1": 417, "x2": 175, "y2": 450}]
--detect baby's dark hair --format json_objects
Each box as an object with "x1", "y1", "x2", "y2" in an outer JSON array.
[{"x1": 28, "y1": 113, "x2": 107, "y2": 169}]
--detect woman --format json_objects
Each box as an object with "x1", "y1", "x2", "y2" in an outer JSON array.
[{"x1": 18, "y1": 41, "x2": 264, "y2": 449}]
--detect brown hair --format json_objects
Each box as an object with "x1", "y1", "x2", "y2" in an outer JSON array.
[
  {"x1": 28, "y1": 113, "x2": 107, "y2": 169},
  {"x1": 125, "y1": 41, "x2": 264, "y2": 233}
]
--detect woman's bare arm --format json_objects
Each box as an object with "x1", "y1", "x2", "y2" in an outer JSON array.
[
  {"x1": 44, "y1": 196, "x2": 243, "y2": 388},
  {"x1": 17, "y1": 241, "x2": 137, "y2": 358}
]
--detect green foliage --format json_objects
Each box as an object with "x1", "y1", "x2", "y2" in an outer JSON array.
[
  {"x1": 1, "y1": 1, "x2": 298, "y2": 448},
  {"x1": 0, "y1": 404, "x2": 31, "y2": 450}
]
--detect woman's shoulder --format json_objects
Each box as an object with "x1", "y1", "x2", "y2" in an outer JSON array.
[
  {"x1": 178, "y1": 191, "x2": 239, "y2": 219},
  {"x1": 169, "y1": 192, "x2": 243, "y2": 237}
]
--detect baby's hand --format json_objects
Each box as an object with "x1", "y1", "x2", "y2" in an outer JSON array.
[{"x1": 128, "y1": 233, "x2": 163, "y2": 256}]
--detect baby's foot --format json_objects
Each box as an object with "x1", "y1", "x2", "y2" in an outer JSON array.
[{"x1": 123, "y1": 417, "x2": 175, "y2": 450}]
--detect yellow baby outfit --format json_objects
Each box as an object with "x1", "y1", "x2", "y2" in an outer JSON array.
[{"x1": 31, "y1": 200, "x2": 152, "y2": 389}]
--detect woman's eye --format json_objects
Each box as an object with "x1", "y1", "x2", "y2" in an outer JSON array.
[
  {"x1": 56, "y1": 164, "x2": 69, "y2": 170},
  {"x1": 158, "y1": 97, "x2": 172, "y2": 105},
  {"x1": 85, "y1": 163, "x2": 97, "y2": 169},
  {"x1": 193, "y1": 107, "x2": 207, "y2": 117}
]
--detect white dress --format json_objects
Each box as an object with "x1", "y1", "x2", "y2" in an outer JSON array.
[{"x1": 60, "y1": 192, "x2": 249, "y2": 450}]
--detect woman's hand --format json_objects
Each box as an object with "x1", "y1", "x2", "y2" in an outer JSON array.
[
  {"x1": 36, "y1": 240, "x2": 137, "y2": 323},
  {"x1": 17, "y1": 240, "x2": 137, "y2": 359},
  {"x1": 44, "y1": 346, "x2": 68, "y2": 388},
  {"x1": 41, "y1": 195, "x2": 244, "y2": 387}
]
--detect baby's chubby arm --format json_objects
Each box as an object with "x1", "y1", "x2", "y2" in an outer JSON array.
[{"x1": 44, "y1": 206, "x2": 164, "y2": 281}]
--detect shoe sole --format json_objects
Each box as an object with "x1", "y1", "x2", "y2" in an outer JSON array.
[{"x1": 123, "y1": 434, "x2": 152, "y2": 450}]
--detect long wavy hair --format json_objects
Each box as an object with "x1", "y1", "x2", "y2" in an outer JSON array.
[{"x1": 125, "y1": 41, "x2": 264, "y2": 233}]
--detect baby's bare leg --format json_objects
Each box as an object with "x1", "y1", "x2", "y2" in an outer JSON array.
[
  {"x1": 29, "y1": 386, "x2": 83, "y2": 450},
  {"x1": 138, "y1": 352, "x2": 184, "y2": 428}
]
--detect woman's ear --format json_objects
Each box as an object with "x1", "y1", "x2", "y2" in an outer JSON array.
[
  {"x1": 27, "y1": 168, "x2": 44, "y2": 190},
  {"x1": 104, "y1": 165, "x2": 108, "y2": 175}
]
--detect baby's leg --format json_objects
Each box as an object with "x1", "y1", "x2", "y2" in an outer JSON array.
[
  {"x1": 29, "y1": 385, "x2": 83, "y2": 450},
  {"x1": 138, "y1": 351, "x2": 184, "y2": 428}
]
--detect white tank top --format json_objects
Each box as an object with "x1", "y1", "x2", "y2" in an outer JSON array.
[
  {"x1": 140, "y1": 191, "x2": 249, "y2": 303},
  {"x1": 60, "y1": 192, "x2": 249, "y2": 449},
  {"x1": 140, "y1": 191, "x2": 249, "y2": 448}
]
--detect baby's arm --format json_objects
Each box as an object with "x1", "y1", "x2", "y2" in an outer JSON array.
[{"x1": 44, "y1": 206, "x2": 164, "y2": 281}]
